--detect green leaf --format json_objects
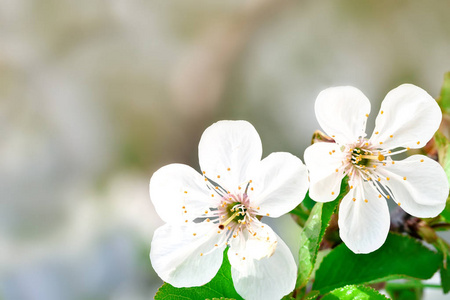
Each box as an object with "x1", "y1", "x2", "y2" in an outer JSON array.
[
  {"x1": 434, "y1": 238, "x2": 450, "y2": 293},
  {"x1": 438, "y1": 72, "x2": 450, "y2": 113},
  {"x1": 434, "y1": 130, "x2": 450, "y2": 185},
  {"x1": 155, "y1": 249, "x2": 243, "y2": 300},
  {"x1": 296, "y1": 180, "x2": 348, "y2": 289},
  {"x1": 385, "y1": 280, "x2": 424, "y2": 300},
  {"x1": 321, "y1": 285, "x2": 389, "y2": 300},
  {"x1": 313, "y1": 233, "x2": 441, "y2": 294}
]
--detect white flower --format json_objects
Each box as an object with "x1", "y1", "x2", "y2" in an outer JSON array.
[
  {"x1": 305, "y1": 84, "x2": 449, "y2": 254},
  {"x1": 149, "y1": 120, "x2": 309, "y2": 300}
]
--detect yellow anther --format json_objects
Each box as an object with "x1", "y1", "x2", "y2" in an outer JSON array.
[
  {"x1": 403, "y1": 177, "x2": 407, "y2": 180},
  {"x1": 184, "y1": 210, "x2": 187, "y2": 213},
  {"x1": 352, "y1": 198, "x2": 356, "y2": 202},
  {"x1": 417, "y1": 141, "x2": 420, "y2": 145},
  {"x1": 266, "y1": 213, "x2": 270, "y2": 216},
  {"x1": 242, "y1": 257, "x2": 246, "y2": 260},
  {"x1": 227, "y1": 226, "x2": 231, "y2": 230},
  {"x1": 387, "y1": 177, "x2": 390, "y2": 181},
  {"x1": 257, "y1": 206, "x2": 261, "y2": 210},
  {"x1": 200, "y1": 253, "x2": 203, "y2": 256},
  {"x1": 215, "y1": 244, "x2": 218, "y2": 247},
  {"x1": 215, "y1": 186, "x2": 218, "y2": 189},
  {"x1": 378, "y1": 154, "x2": 385, "y2": 161},
  {"x1": 253, "y1": 232, "x2": 257, "y2": 236},
  {"x1": 332, "y1": 150, "x2": 336, "y2": 153},
  {"x1": 211, "y1": 194, "x2": 214, "y2": 197},
  {"x1": 383, "y1": 163, "x2": 386, "y2": 166},
  {"x1": 238, "y1": 187, "x2": 241, "y2": 190},
  {"x1": 203, "y1": 171, "x2": 206, "y2": 174},
  {"x1": 420, "y1": 159, "x2": 424, "y2": 162},
  {"x1": 381, "y1": 110, "x2": 384, "y2": 114},
  {"x1": 398, "y1": 202, "x2": 401, "y2": 206},
  {"x1": 184, "y1": 191, "x2": 188, "y2": 194},
  {"x1": 329, "y1": 152, "x2": 332, "y2": 155},
  {"x1": 331, "y1": 192, "x2": 335, "y2": 195},
  {"x1": 378, "y1": 195, "x2": 382, "y2": 198},
  {"x1": 251, "y1": 187, "x2": 254, "y2": 191},
  {"x1": 388, "y1": 150, "x2": 392, "y2": 153},
  {"x1": 375, "y1": 131, "x2": 379, "y2": 135},
  {"x1": 205, "y1": 210, "x2": 208, "y2": 214},
  {"x1": 377, "y1": 178, "x2": 381, "y2": 182},
  {"x1": 185, "y1": 220, "x2": 188, "y2": 223},
  {"x1": 390, "y1": 135, "x2": 393, "y2": 138},
  {"x1": 407, "y1": 147, "x2": 410, "y2": 150},
  {"x1": 227, "y1": 168, "x2": 231, "y2": 171},
  {"x1": 267, "y1": 237, "x2": 270, "y2": 241},
  {"x1": 379, "y1": 142, "x2": 383, "y2": 145},
  {"x1": 364, "y1": 199, "x2": 368, "y2": 203},
  {"x1": 387, "y1": 195, "x2": 390, "y2": 199},
  {"x1": 204, "y1": 178, "x2": 208, "y2": 181},
  {"x1": 233, "y1": 235, "x2": 237, "y2": 238},
  {"x1": 392, "y1": 161, "x2": 395, "y2": 165},
  {"x1": 182, "y1": 206, "x2": 185, "y2": 209},
  {"x1": 365, "y1": 142, "x2": 369, "y2": 146},
  {"x1": 335, "y1": 169, "x2": 339, "y2": 172},
  {"x1": 373, "y1": 165, "x2": 377, "y2": 168},
  {"x1": 217, "y1": 175, "x2": 220, "y2": 178},
  {"x1": 350, "y1": 185, "x2": 354, "y2": 189},
  {"x1": 193, "y1": 233, "x2": 197, "y2": 236},
  {"x1": 249, "y1": 180, "x2": 252, "y2": 183},
  {"x1": 365, "y1": 114, "x2": 369, "y2": 117},
  {"x1": 332, "y1": 135, "x2": 335, "y2": 137},
  {"x1": 206, "y1": 218, "x2": 210, "y2": 222}
]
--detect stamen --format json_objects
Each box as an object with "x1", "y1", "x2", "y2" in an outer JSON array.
[{"x1": 219, "y1": 210, "x2": 242, "y2": 228}]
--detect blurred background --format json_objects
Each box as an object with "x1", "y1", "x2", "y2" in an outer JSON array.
[{"x1": 1, "y1": 0, "x2": 450, "y2": 299}]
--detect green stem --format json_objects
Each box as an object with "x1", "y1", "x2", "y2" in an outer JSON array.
[{"x1": 385, "y1": 282, "x2": 442, "y2": 289}]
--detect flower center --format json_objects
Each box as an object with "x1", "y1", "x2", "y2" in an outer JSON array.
[
  {"x1": 351, "y1": 147, "x2": 385, "y2": 167},
  {"x1": 217, "y1": 194, "x2": 254, "y2": 230}
]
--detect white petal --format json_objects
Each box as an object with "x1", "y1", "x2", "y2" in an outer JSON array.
[
  {"x1": 338, "y1": 180, "x2": 390, "y2": 254},
  {"x1": 315, "y1": 86, "x2": 371, "y2": 145},
  {"x1": 304, "y1": 142, "x2": 346, "y2": 202},
  {"x1": 229, "y1": 230, "x2": 296, "y2": 300},
  {"x1": 150, "y1": 163, "x2": 214, "y2": 224},
  {"x1": 198, "y1": 120, "x2": 262, "y2": 191},
  {"x1": 246, "y1": 152, "x2": 309, "y2": 218},
  {"x1": 228, "y1": 221, "x2": 278, "y2": 263},
  {"x1": 378, "y1": 155, "x2": 448, "y2": 217},
  {"x1": 370, "y1": 84, "x2": 442, "y2": 149},
  {"x1": 150, "y1": 223, "x2": 226, "y2": 287}
]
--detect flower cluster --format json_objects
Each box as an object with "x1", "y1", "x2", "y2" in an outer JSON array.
[{"x1": 149, "y1": 84, "x2": 449, "y2": 299}]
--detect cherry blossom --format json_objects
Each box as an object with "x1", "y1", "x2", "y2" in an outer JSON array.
[
  {"x1": 150, "y1": 120, "x2": 309, "y2": 300},
  {"x1": 305, "y1": 84, "x2": 449, "y2": 253}
]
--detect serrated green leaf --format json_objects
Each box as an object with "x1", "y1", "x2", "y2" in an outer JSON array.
[
  {"x1": 296, "y1": 180, "x2": 347, "y2": 289},
  {"x1": 438, "y1": 72, "x2": 450, "y2": 113},
  {"x1": 155, "y1": 249, "x2": 243, "y2": 300},
  {"x1": 322, "y1": 285, "x2": 389, "y2": 300},
  {"x1": 313, "y1": 233, "x2": 441, "y2": 294}
]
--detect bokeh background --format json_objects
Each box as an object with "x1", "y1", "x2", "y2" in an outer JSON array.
[{"x1": 1, "y1": 0, "x2": 450, "y2": 299}]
